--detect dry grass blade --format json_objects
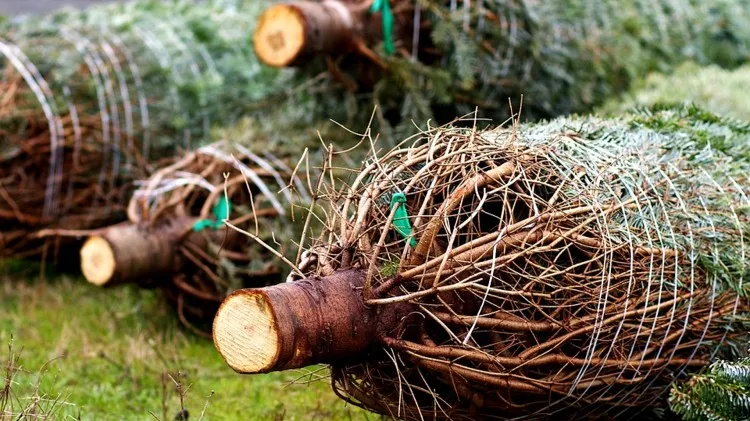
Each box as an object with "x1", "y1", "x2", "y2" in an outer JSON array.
[{"x1": 0, "y1": 337, "x2": 76, "y2": 420}]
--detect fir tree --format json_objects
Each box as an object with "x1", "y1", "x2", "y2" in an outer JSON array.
[
  {"x1": 213, "y1": 104, "x2": 750, "y2": 420},
  {"x1": 671, "y1": 357, "x2": 750, "y2": 421},
  {"x1": 252, "y1": 0, "x2": 750, "y2": 135},
  {"x1": 0, "y1": 0, "x2": 357, "y2": 259},
  {"x1": 601, "y1": 62, "x2": 750, "y2": 122}
]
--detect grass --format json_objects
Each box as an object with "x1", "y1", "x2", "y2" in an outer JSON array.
[{"x1": 0, "y1": 264, "x2": 380, "y2": 420}]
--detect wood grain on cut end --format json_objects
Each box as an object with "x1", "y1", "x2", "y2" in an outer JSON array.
[
  {"x1": 254, "y1": 4, "x2": 306, "y2": 67},
  {"x1": 213, "y1": 290, "x2": 280, "y2": 374},
  {"x1": 78, "y1": 221, "x2": 193, "y2": 286},
  {"x1": 213, "y1": 271, "x2": 415, "y2": 374},
  {"x1": 80, "y1": 236, "x2": 116, "y2": 286}
]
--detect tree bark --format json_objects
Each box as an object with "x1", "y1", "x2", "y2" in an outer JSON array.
[
  {"x1": 253, "y1": 0, "x2": 365, "y2": 67},
  {"x1": 213, "y1": 269, "x2": 413, "y2": 374},
  {"x1": 79, "y1": 218, "x2": 196, "y2": 287}
]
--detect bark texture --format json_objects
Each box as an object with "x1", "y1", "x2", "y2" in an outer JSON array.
[
  {"x1": 80, "y1": 218, "x2": 196, "y2": 286},
  {"x1": 213, "y1": 269, "x2": 413, "y2": 373}
]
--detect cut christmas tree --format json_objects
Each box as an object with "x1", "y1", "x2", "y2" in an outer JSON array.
[
  {"x1": 80, "y1": 140, "x2": 310, "y2": 336},
  {"x1": 602, "y1": 62, "x2": 750, "y2": 122},
  {"x1": 0, "y1": 0, "x2": 339, "y2": 261},
  {"x1": 214, "y1": 105, "x2": 749, "y2": 419},
  {"x1": 253, "y1": 0, "x2": 750, "y2": 127}
]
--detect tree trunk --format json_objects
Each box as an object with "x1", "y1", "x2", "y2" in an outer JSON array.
[
  {"x1": 254, "y1": 0, "x2": 365, "y2": 67},
  {"x1": 213, "y1": 269, "x2": 413, "y2": 373},
  {"x1": 79, "y1": 219, "x2": 196, "y2": 286}
]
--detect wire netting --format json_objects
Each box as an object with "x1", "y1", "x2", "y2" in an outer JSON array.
[
  {"x1": 0, "y1": 0, "x2": 303, "y2": 258},
  {"x1": 294, "y1": 105, "x2": 750, "y2": 420},
  {"x1": 126, "y1": 141, "x2": 309, "y2": 336},
  {"x1": 362, "y1": 0, "x2": 750, "y2": 131}
]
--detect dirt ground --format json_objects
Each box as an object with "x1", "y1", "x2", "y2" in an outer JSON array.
[{"x1": 0, "y1": 0, "x2": 119, "y2": 16}]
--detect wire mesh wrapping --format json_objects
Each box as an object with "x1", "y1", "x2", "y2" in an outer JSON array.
[
  {"x1": 421, "y1": 0, "x2": 750, "y2": 120},
  {"x1": 289, "y1": 105, "x2": 750, "y2": 420},
  {"x1": 122, "y1": 141, "x2": 309, "y2": 336},
  {"x1": 0, "y1": 0, "x2": 307, "y2": 259},
  {"x1": 264, "y1": 0, "x2": 750, "y2": 132}
]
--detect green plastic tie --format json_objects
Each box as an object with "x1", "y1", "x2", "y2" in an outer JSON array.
[
  {"x1": 192, "y1": 196, "x2": 232, "y2": 232},
  {"x1": 370, "y1": 0, "x2": 395, "y2": 56},
  {"x1": 389, "y1": 192, "x2": 417, "y2": 247}
]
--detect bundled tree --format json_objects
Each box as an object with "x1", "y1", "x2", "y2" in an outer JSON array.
[
  {"x1": 0, "y1": 0, "x2": 347, "y2": 260},
  {"x1": 670, "y1": 357, "x2": 750, "y2": 421},
  {"x1": 602, "y1": 62, "x2": 750, "y2": 122},
  {"x1": 79, "y1": 140, "x2": 310, "y2": 336},
  {"x1": 213, "y1": 105, "x2": 749, "y2": 420},
  {"x1": 252, "y1": 0, "x2": 750, "y2": 130}
]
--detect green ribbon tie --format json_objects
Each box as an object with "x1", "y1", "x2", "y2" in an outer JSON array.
[
  {"x1": 370, "y1": 0, "x2": 395, "y2": 56},
  {"x1": 390, "y1": 192, "x2": 417, "y2": 247},
  {"x1": 193, "y1": 196, "x2": 232, "y2": 232}
]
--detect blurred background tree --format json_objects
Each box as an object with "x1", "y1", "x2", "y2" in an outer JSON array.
[{"x1": 602, "y1": 62, "x2": 750, "y2": 121}]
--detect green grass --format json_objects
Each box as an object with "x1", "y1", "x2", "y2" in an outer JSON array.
[{"x1": 0, "y1": 267, "x2": 380, "y2": 420}]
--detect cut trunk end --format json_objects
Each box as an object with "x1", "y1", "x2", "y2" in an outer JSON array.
[
  {"x1": 80, "y1": 236, "x2": 117, "y2": 286},
  {"x1": 213, "y1": 269, "x2": 411, "y2": 374},
  {"x1": 80, "y1": 220, "x2": 193, "y2": 287},
  {"x1": 211, "y1": 291, "x2": 281, "y2": 373},
  {"x1": 253, "y1": 1, "x2": 356, "y2": 67}
]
